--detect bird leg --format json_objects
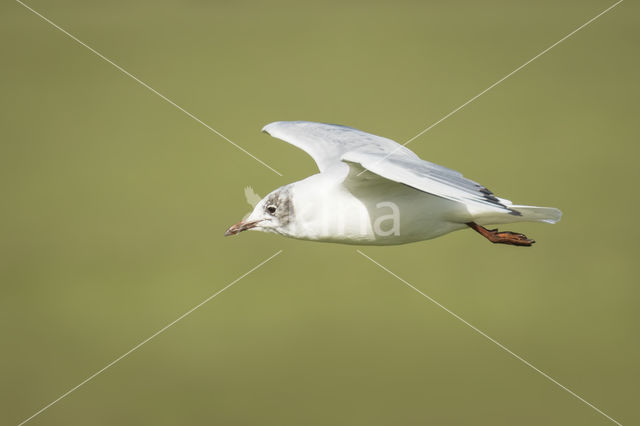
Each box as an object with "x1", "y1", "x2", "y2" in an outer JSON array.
[{"x1": 466, "y1": 222, "x2": 535, "y2": 247}]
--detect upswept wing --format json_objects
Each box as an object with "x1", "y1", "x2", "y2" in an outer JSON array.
[
  {"x1": 262, "y1": 121, "x2": 418, "y2": 172},
  {"x1": 262, "y1": 121, "x2": 516, "y2": 214},
  {"x1": 341, "y1": 151, "x2": 516, "y2": 214}
]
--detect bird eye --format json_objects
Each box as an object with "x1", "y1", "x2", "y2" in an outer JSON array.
[{"x1": 266, "y1": 205, "x2": 277, "y2": 215}]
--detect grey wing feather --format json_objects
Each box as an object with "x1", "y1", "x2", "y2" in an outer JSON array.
[
  {"x1": 341, "y1": 151, "x2": 517, "y2": 215},
  {"x1": 262, "y1": 121, "x2": 418, "y2": 171}
]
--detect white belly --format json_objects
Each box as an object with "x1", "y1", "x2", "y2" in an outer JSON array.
[{"x1": 290, "y1": 181, "x2": 471, "y2": 246}]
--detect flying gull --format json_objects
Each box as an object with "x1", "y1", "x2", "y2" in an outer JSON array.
[{"x1": 225, "y1": 121, "x2": 561, "y2": 246}]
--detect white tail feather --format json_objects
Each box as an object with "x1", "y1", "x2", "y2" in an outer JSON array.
[{"x1": 475, "y1": 205, "x2": 562, "y2": 226}]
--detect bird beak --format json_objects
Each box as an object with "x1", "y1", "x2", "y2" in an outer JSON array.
[{"x1": 224, "y1": 220, "x2": 262, "y2": 236}]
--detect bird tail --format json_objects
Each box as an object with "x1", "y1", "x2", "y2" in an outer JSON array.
[{"x1": 474, "y1": 205, "x2": 562, "y2": 226}]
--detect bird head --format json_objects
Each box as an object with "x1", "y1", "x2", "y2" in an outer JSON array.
[{"x1": 225, "y1": 185, "x2": 295, "y2": 237}]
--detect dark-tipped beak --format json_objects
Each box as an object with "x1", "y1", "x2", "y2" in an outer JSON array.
[{"x1": 224, "y1": 220, "x2": 261, "y2": 236}]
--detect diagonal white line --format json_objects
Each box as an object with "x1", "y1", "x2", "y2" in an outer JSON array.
[
  {"x1": 17, "y1": 250, "x2": 283, "y2": 426},
  {"x1": 356, "y1": 0, "x2": 623, "y2": 176},
  {"x1": 15, "y1": 0, "x2": 283, "y2": 177},
  {"x1": 403, "y1": 0, "x2": 622, "y2": 146},
  {"x1": 356, "y1": 250, "x2": 623, "y2": 426}
]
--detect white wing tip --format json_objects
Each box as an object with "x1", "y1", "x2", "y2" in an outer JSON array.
[
  {"x1": 262, "y1": 121, "x2": 315, "y2": 135},
  {"x1": 261, "y1": 122, "x2": 279, "y2": 135}
]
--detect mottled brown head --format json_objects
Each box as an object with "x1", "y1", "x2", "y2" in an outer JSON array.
[{"x1": 225, "y1": 185, "x2": 294, "y2": 236}]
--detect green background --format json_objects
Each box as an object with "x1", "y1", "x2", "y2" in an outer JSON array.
[{"x1": 1, "y1": 0, "x2": 637, "y2": 424}]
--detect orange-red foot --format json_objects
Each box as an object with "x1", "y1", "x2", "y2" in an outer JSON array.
[{"x1": 466, "y1": 222, "x2": 535, "y2": 247}]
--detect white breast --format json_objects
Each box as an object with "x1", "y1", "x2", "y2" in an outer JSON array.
[{"x1": 287, "y1": 173, "x2": 470, "y2": 245}]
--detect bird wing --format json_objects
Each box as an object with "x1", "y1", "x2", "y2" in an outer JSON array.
[
  {"x1": 262, "y1": 121, "x2": 516, "y2": 214},
  {"x1": 341, "y1": 150, "x2": 517, "y2": 215},
  {"x1": 262, "y1": 121, "x2": 418, "y2": 172}
]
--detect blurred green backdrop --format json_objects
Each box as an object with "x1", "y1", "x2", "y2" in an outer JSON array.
[{"x1": 1, "y1": 0, "x2": 638, "y2": 425}]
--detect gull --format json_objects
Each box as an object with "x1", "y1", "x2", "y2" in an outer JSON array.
[{"x1": 225, "y1": 121, "x2": 561, "y2": 246}]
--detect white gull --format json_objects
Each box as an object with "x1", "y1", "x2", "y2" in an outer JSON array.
[{"x1": 225, "y1": 121, "x2": 561, "y2": 246}]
